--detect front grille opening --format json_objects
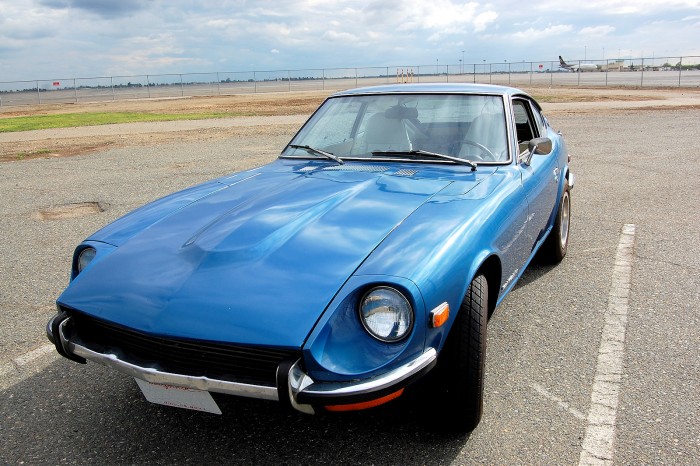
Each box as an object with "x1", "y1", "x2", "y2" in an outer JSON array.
[{"x1": 66, "y1": 309, "x2": 299, "y2": 387}]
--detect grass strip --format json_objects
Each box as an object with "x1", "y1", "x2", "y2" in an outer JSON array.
[{"x1": 0, "y1": 112, "x2": 249, "y2": 132}]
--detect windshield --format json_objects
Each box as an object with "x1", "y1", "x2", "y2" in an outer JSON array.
[{"x1": 281, "y1": 93, "x2": 509, "y2": 163}]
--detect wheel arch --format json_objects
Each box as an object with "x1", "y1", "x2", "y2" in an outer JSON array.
[{"x1": 474, "y1": 254, "x2": 501, "y2": 317}]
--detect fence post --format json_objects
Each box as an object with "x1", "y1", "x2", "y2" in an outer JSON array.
[
  {"x1": 180, "y1": 74, "x2": 184, "y2": 97},
  {"x1": 446, "y1": 65, "x2": 449, "y2": 82},
  {"x1": 322, "y1": 69, "x2": 325, "y2": 90},
  {"x1": 508, "y1": 62, "x2": 511, "y2": 85},
  {"x1": 216, "y1": 72, "x2": 220, "y2": 95},
  {"x1": 146, "y1": 75, "x2": 151, "y2": 98},
  {"x1": 355, "y1": 68, "x2": 358, "y2": 88},
  {"x1": 288, "y1": 70, "x2": 291, "y2": 92},
  {"x1": 36, "y1": 81, "x2": 41, "y2": 104},
  {"x1": 604, "y1": 60, "x2": 608, "y2": 87},
  {"x1": 678, "y1": 57, "x2": 683, "y2": 87},
  {"x1": 640, "y1": 58, "x2": 644, "y2": 87},
  {"x1": 530, "y1": 62, "x2": 533, "y2": 85},
  {"x1": 550, "y1": 65, "x2": 553, "y2": 87},
  {"x1": 254, "y1": 71, "x2": 257, "y2": 93},
  {"x1": 74, "y1": 78, "x2": 78, "y2": 103}
]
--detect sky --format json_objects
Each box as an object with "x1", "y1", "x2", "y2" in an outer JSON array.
[{"x1": 1, "y1": 0, "x2": 699, "y2": 82}]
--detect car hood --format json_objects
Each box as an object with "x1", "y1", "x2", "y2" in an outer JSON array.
[{"x1": 58, "y1": 163, "x2": 487, "y2": 348}]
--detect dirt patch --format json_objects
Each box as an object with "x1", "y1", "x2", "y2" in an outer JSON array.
[
  {"x1": 37, "y1": 202, "x2": 104, "y2": 220},
  {"x1": 0, "y1": 92, "x2": 328, "y2": 119},
  {"x1": 1, "y1": 122, "x2": 302, "y2": 162}
]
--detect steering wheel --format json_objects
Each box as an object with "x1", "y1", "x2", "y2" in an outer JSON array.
[{"x1": 457, "y1": 139, "x2": 497, "y2": 161}]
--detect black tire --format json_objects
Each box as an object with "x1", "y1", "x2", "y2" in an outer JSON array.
[
  {"x1": 540, "y1": 179, "x2": 571, "y2": 264},
  {"x1": 429, "y1": 274, "x2": 488, "y2": 433}
]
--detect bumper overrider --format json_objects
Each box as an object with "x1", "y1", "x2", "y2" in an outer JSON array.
[{"x1": 47, "y1": 311, "x2": 437, "y2": 414}]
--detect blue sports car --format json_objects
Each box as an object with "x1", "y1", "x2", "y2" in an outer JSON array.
[{"x1": 47, "y1": 83, "x2": 573, "y2": 432}]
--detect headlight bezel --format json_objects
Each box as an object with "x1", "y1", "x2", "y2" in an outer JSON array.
[{"x1": 358, "y1": 286, "x2": 414, "y2": 343}]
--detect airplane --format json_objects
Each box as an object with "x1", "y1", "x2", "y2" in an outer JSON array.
[{"x1": 559, "y1": 56, "x2": 598, "y2": 72}]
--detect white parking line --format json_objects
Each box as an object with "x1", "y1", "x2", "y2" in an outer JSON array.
[
  {"x1": 531, "y1": 383, "x2": 586, "y2": 421},
  {"x1": 0, "y1": 344, "x2": 58, "y2": 391},
  {"x1": 579, "y1": 224, "x2": 636, "y2": 465}
]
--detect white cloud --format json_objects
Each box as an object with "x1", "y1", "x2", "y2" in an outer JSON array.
[
  {"x1": 511, "y1": 24, "x2": 574, "y2": 42},
  {"x1": 362, "y1": 0, "x2": 498, "y2": 34},
  {"x1": 322, "y1": 30, "x2": 360, "y2": 43},
  {"x1": 474, "y1": 11, "x2": 499, "y2": 32},
  {"x1": 579, "y1": 25, "x2": 616, "y2": 36},
  {"x1": 533, "y1": 0, "x2": 700, "y2": 15},
  {"x1": 0, "y1": 0, "x2": 698, "y2": 80}
]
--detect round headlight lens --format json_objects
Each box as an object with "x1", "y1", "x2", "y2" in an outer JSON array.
[
  {"x1": 359, "y1": 287, "x2": 413, "y2": 342},
  {"x1": 77, "y1": 247, "x2": 96, "y2": 273}
]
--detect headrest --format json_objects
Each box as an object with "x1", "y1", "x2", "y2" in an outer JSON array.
[{"x1": 385, "y1": 106, "x2": 418, "y2": 120}]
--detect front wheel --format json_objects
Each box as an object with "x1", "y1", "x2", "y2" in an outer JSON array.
[
  {"x1": 540, "y1": 179, "x2": 571, "y2": 264},
  {"x1": 428, "y1": 274, "x2": 488, "y2": 432}
]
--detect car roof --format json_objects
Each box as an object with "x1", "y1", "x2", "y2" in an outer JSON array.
[{"x1": 331, "y1": 83, "x2": 531, "y2": 99}]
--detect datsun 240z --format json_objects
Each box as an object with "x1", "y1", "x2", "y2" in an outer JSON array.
[{"x1": 47, "y1": 83, "x2": 573, "y2": 432}]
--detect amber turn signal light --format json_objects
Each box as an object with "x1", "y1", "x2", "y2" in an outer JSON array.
[{"x1": 430, "y1": 302, "x2": 449, "y2": 328}]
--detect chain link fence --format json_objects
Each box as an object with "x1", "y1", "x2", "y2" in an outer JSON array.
[{"x1": 1, "y1": 57, "x2": 699, "y2": 108}]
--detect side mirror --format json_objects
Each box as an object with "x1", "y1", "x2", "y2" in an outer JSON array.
[
  {"x1": 521, "y1": 137, "x2": 553, "y2": 165},
  {"x1": 528, "y1": 137, "x2": 553, "y2": 155}
]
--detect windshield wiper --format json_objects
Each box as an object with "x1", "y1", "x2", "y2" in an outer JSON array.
[
  {"x1": 289, "y1": 144, "x2": 344, "y2": 164},
  {"x1": 371, "y1": 149, "x2": 476, "y2": 171}
]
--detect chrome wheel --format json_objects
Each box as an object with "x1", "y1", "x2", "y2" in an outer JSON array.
[
  {"x1": 539, "y1": 179, "x2": 571, "y2": 264},
  {"x1": 559, "y1": 190, "x2": 570, "y2": 250}
]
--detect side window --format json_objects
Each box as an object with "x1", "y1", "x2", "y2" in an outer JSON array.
[
  {"x1": 512, "y1": 99, "x2": 540, "y2": 154},
  {"x1": 530, "y1": 102, "x2": 547, "y2": 135}
]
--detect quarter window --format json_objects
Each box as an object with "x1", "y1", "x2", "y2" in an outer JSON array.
[{"x1": 512, "y1": 99, "x2": 541, "y2": 154}]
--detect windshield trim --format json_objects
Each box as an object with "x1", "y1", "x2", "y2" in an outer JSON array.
[{"x1": 279, "y1": 92, "x2": 514, "y2": 166}]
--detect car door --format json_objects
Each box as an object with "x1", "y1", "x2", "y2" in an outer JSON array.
[{"x1": 513, "y1": 98, "x2": 560, "y2": 252}]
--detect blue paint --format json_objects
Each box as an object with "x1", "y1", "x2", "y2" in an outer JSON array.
[{"x1": 56, "y1": 83, "x2": 571, "y2": 386}]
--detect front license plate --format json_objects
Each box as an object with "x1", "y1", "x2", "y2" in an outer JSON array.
[{"x1": 135, "y1": 379, "x2": 222, "y2": 415}]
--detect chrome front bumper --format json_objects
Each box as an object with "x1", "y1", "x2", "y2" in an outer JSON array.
[{"x1": 48, "y1": 313, "x2": 437, "y2": 414}]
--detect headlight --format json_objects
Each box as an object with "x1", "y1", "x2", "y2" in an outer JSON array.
[
  {"x1": 359, "y1": 287, "x2": 413, "y2": 342},
  {"x1": 77, "y1": 247, "x2": 96, "y2": 274}
]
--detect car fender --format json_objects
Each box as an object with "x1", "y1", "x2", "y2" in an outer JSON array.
[{"x1": 301, "y1": 274, "x2": 428, "y2": 382}]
